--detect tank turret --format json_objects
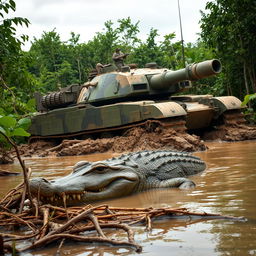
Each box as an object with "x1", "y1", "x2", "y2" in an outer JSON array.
[{"x1": 77, "y1": 59, "x2": 222, "y2": 106}]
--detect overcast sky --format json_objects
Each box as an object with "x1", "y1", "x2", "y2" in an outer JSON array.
[{"x1": 11, "y1": 0, "x2": 208, "y2": 50}]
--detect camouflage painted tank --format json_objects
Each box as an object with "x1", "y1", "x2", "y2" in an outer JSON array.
[{"x1": 29, "y1": 60, "x2": 244, "y2": 139}]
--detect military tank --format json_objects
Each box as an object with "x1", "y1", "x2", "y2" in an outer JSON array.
[{"x1": 29, "y1": 59, "x2": 244, "y2": 139}]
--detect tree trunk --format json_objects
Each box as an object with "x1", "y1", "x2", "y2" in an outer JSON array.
[
  {"x1": 248, "y1": 66, "x2": 256, "y2": 93},
  {"x1": 77, "y1": 57, "x2": 82, "y2": 83},
  {"x1": 243, "y1": 62, "x2": 250, "y2": 95}
]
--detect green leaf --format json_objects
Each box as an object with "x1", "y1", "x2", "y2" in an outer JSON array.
[
  {"x1": 9, "y1": 0, "x2": 16, "y2": 10},
  {"x1": 0, "y1": 108, "x2": 5, "y2": 115},
  {"x1": 249, "y1": 94, "x2": 256, "y2": 101},
  {"x1": 0, "y1": 126, "x2": 6, "y2": 135},
  {"x1": 241, "y1": 95, "x2": 250, "y2": 106},
  {"x1": 0, "y1": 116, "x2": 17, "y2": 128},
  {"x1": 11, "y1": 128, "x2": 30, "y2": 137},
  {"x1": 242, "y1": 93, "x2": 256, "y2": 106},
  {"x1": 17, "y1": 118, "x2": 31, "y2": 130},
  {"x1": 3, "y1": 5, "x2": 9, "y2": 14},
  {"x1": 26, "y1": 99, "x2": 36, "y2": 111}
]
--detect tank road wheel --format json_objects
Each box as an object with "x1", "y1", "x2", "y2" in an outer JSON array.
[{"x1": 144, "y1": 120, "x2": 160, "y2": 132}]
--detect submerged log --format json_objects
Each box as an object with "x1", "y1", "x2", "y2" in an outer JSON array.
[{"x1": 0, "y1": 170, "x2": 19, "y2": 176}]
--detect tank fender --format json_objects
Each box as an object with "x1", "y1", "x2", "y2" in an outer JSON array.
[
  {"x1": 210, "y1": 96, "x2": 244, "y2": 115},
  {"x1": 142, "y1": 102, "x2": 187, "y2": 119}
]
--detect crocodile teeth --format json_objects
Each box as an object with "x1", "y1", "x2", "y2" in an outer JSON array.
[{"x1": 77, "y1": 194, "x2": 81, "y2": 200}]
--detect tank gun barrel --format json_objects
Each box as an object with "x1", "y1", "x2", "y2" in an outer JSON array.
[{"x1": 149, "y1": 59, "x2": 222, "y2": 90}]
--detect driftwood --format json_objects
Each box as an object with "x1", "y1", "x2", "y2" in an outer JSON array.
[
  {"x1": 0, "y1": 183, "x2": 245, "y2": 255},
  {"x1": 0, "y1": 170, "x2": 19, "y2": 176}
]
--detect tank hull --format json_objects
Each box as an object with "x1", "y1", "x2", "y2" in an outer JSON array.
[
  {"x1": 29, "y1": 101, "x2": 187, "y2": 137},
  {"x1": 29, "y1": 95, "x2": 244, "y2": 139}
]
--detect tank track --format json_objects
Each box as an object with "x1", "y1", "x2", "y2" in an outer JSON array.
[
  {"x1": 29, "y1": 117, "x2": 187, "y2": 142},
  {"x1": 222, "y1": 109, "x2": 247, "y2": 125}
]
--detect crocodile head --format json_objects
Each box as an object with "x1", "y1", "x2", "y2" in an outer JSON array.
[{"x1": 29, "y1": 160, "x2": 139, "y2": 206}]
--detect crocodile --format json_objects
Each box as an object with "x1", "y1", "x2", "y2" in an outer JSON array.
[{"x1": 29, "y1": 150, "x2": 206, "y2": 206}]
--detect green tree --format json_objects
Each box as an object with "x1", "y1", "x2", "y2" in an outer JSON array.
[
  {"x1": 0, "y1": 0, "x2": 38, "y2": 115},
  {"x1": 200, "y1": 0, "x2": 256, "y2": 98},
  {"x1": 130, "y1": 28, "x2": 163, "y2": 67},
  {"x1": 87, "y1": 20, "x2": 119, "y2": 64},
  {"x1": 29, "y1": 30, "x2": 81, "y2": 91},
  {"x1": 159, "y1": 33, "x2": 179, "y2": 69},
  {"x1": 26, "y1": 16, "x2": 221, "y2": 97},
  {"x1": 0, "y1": 0, "x2": 29, "y2": 63},
  {"x1": 29, "y1": 30, "x2": 64, "y2": 73},
  {"x1": 85, "y1": 18, "x2": 140, "y2": 66},
  {"x1": 0, "y1": 107, "x2": 31, "y2": 163},
  {"x1": 67, "y1": 32, "x2": 83, "y2": 83},
  {"x1": 116, "y1": 17, "x2": 140, "y2": 50}
]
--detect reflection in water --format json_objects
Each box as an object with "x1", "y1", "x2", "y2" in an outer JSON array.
[{"x1": 0, "y1": 141, "x2": 256, "y2": 255}]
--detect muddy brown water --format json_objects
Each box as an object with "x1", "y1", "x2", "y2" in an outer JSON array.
[{"x1": 0, "y1": 141, "x2": 256, "y2": 256}]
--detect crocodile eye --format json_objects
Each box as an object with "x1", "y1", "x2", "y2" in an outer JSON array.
[
  {"x1": 95, "y1": 167, "x2": 107, "y2": 172},
  {"x1": 41, "y1": 178, "x2": 50, "y2": 183},
  {"x1": 81, "y1": 166, "x2": 107, "y2": 175}
]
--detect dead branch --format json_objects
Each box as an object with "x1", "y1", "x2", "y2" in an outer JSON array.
[
  {"x1": 21, "y1": 233, "x2": 142, "y2": 253},
  {"x1": 88, "y1": 213, "x2": 106, "y2": 238},
  {"x1": 46, "y1": 140, "x2": 83, "y2": 153},
  {"x1": 55, "y1": 238, "x2": 65, "y2": 256},
  {"x1": 0, "y1": 187, "x2": 245, "y2": 255},
  {"x1": 0, "y1": 131, "x2": 34, "y2": 212},
  {"x1": 46, "y1": 204, "x2": 107, "y2": 237},
  {"x1": 146, "y1": 214, "x2": 152, "y2": 232},
  {"x1": 37, "y1": 207, "x2": 49, "y2": 239},
  {"x1": 1, "y1": 232, "x2": 39, "y2": 242},
  {"x1": 0, "y1": 211, "x2": 36, "y2": 232}
]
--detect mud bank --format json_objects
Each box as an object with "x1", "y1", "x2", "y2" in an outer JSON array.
[
  {"x1": 16, "y1": 127, "x2": 206, "y2": 158},
  {"x1": 14, "y1": 122, "x2": 256, "y2": 159},
  {"x1": 202, "y1": 123, "x2": 256, "y2": 141}
]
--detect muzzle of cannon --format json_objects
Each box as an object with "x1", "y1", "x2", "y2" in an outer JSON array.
[{"x1": 149, "y1": 59, "x2": 222, "y2": 90}]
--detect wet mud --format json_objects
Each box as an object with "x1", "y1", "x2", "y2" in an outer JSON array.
[
  {"x1": 2, "y1": 122, "x2": 255, "y2": 161},
  {"x1": 17, "y1": 127, "x2": 206, "y2": 158},
  {"x1": 202, "y1": 123, "x2": 256, "y2": 141},
  {"x1": 15, "y1": 122, "x2": 256, "y2": 158}
]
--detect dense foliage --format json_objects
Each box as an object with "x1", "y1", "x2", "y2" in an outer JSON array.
[
  {"x1": 0, "y1": 0, "x2": 38, "y2": 115},
  {"x1": 1, "y1": 0, "x2": 256, "y2": 128},
  {"x1": 200, "y1": 0, "x2": 256, "y2": 97},
  {"x1": 26, "y1": 19, "x2": 214, "y2": 93}
]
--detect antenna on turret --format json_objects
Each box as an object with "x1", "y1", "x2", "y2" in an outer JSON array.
[{"x1": 177, "y1": 0, "x2": 186, "y2": 68}]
